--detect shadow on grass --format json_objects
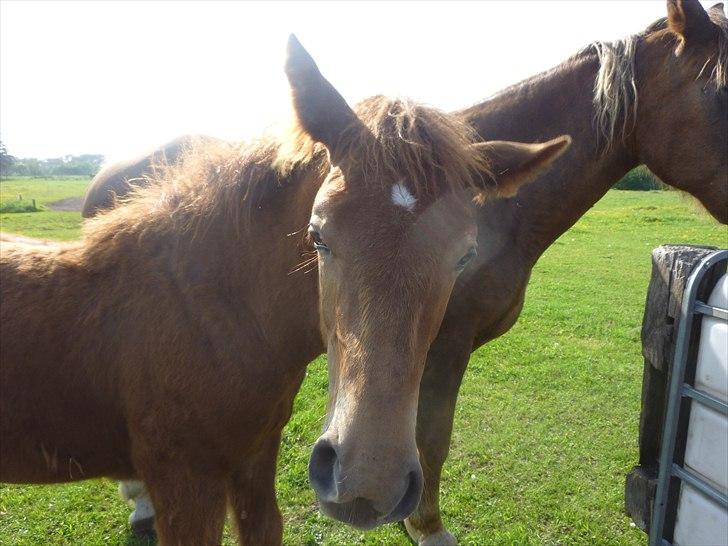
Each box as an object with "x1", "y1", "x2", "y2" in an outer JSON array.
[{"x1": 124, "y1": 530, "x2": 156, "y2": 546}]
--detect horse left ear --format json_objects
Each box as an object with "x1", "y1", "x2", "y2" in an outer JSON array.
[
  {"x1": 473, "y1": 136, "x2": 572, "y2": 198},
  {"x1": 284, "y1": 34, "x2": 359, "y2": 162},
  {"x1": 667, "y1": 0, "x2": 715, "y2": 44},
  {"x1": 710, "y1": 3, "x2": 725, "y2": 16}
]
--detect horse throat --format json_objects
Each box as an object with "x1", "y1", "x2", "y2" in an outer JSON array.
[{"x1": 461, "y1": 51, "x2": 639, "y2": 263}]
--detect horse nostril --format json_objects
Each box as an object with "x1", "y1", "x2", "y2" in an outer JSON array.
[
  {"x1": 388, "y1": 469, "x2": 423, "y2": 522},
  {"x1": 309, "y1": 439, "x2": 339, "y2": 502}
]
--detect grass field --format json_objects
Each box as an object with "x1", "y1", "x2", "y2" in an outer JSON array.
[
  {"x1": 0, "y1": 177, "x2": 88, "y2": 240},
  {"x1": 0, "y1": 178, "x2": 726, "y2": 545}
]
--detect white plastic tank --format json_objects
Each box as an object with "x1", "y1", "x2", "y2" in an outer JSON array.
[{"x1": 674, "y1": 273, "x2": 728, "y2": 546}]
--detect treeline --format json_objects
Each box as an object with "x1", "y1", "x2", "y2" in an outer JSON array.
[
  {"x1": 1, "y1": 154, "x2": 104, "y2": 177},
  {"x1": 0, "y1": 139, "x2": 104, "y2": 178}
]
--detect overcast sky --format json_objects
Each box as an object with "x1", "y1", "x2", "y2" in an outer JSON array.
[{"x1": 0, "y1": 1, "x2": 717, "y2": 161}]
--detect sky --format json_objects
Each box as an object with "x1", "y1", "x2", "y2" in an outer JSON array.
[{"x1": 0, "y1": 1, "x2": 718, "y2": 161}]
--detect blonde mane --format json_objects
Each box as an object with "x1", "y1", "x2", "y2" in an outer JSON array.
[
  {"x1": 591, "y1": 37, "x2": 639, "y2": 150},
  {"x1": 590, "y1": 9, "x2": 728, "y2": 150}
]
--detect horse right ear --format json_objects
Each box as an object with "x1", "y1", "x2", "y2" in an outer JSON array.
[
  {"x1": 284, "y1": 34, "x2": 359, "y2": 163},
  {"x1": 473, "y1": 136, "x2": 572, "y2": 198},
  {"x1": 667, "y1": 0, "x2": 716, "y2": 45}
]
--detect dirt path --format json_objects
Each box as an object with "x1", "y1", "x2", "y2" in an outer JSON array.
[{"x1": 46, "y1": 197, "x2": 83, "y2": 212}]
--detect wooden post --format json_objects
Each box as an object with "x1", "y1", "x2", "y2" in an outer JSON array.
[{"x1": 624, "y1": 244, "x2": 719, "y2": 531}]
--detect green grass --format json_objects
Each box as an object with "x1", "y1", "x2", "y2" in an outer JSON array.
[
  {"x1": 0, "y1": 183, "x2": 726, "y2": 545},
  {"x1": 0, "y1": 177, "x2": 90, "y2": 207},
  {"x1": 0, "y1": 177, "x2": 88, "y2": 240},
  {"x1": 0, "y1": 201, "x2": 41, "y2": 214}
]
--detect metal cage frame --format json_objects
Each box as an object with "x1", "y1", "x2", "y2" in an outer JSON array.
[{"x1": 649, "y1": 249, "x2": 728, "y2": 546}]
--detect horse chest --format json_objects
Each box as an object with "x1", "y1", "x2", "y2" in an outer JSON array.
[{"x1": 464, "y1": 258, "x2": 532, "y2": 349}]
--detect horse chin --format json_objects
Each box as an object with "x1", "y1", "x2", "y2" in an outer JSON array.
[{"x1": 317, "y1": 497, "x2": 388, "y2": 530}]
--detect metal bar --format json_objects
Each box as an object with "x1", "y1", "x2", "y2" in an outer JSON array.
[
  {"x1": 694, "y1": 301, "x2": 728, "y2": 321},
  {"x1": 649, "y1": 250, "x2": 728, "y2": 546},
  {"x1": 682, "y1": 385, "x2": 728, "y2": 416},
  {"x1": 672, "y1": 464, "x2": 728, "y2": 509}
]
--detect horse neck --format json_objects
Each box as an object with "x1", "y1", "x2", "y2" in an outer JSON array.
[
  {"x1": 168, "y1": 161, "x2": 325, "y2": 369},
  {"x1": 461, "y1": 52, "x2": 639, "y2": 263}
]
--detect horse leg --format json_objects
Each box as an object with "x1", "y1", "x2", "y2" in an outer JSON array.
[
  {"x1": 135, "y1": 455, "x2": 227, "y2": 546},
  {"x1": 405, "y1": 337, "x2": 472, "y2": 546},
  {"x1": 227, "y1": 433, "x2": 283, "y2": 546},
  {"x1": 119, "y1": 480, "x2": 156, "y2": 538}
]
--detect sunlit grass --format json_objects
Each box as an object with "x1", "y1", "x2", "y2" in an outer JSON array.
[
  {"x1": 0, "y1": 177, "x2": 88, "y2": 240},
  {"x1": 0, "y1": 177, "x2": 89, "y2": 207},
  {"x1": 0, "y1": 184, "x2": 725, "y2": 545}
]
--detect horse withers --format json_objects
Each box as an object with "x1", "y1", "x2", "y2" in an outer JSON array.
[{"x1": 0, "y1": 35, "x2": 570, "y2": 545}]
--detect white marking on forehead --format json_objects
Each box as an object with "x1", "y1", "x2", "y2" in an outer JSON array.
[{"x1": 391, "y1": 181, "x2": 417, "y2": 212}]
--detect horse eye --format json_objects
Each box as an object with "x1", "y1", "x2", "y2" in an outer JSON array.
[
  {"x1": 456, "y1": 247, "x2": 477, "y2": 271},
  {"x1": 308, "y1": 226, "x2": 330, "y2": 254}
]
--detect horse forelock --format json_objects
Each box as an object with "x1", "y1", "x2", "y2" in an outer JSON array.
[
  {"x1": 283, "y1": 95, "x2": 495, "y2": 202},
  {"x1": 345, "y1": 96, "x2": 492, "y2": 199}
]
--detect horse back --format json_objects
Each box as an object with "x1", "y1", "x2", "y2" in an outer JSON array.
[{"x1": 81, "y1": 134, "x2": 219, "y2": 218}]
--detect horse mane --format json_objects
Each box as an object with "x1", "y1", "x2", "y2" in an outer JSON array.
[
  {"x1": 81, "y1": 96, "x2": 491, "y2": 251},
  {"x1": 588, "y1": 8, "x2": 728, "y2": 151},
  {"x1": 80, "y1": 135, "x2": 320, "y2": 253}
]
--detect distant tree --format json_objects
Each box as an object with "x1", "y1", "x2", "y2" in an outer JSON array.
[
  {"x1": 22, "y1": 158, "x2": 44, "y2": 177},
  {"x1": 0, "y1": 139, "x2": 16, "y2": 177},
  {"x1": 1, "y1": 148, "x2": 105, "y2": 177},
  {"x1": 52, "y1": 161, "x2": 96, "y2": 176}
]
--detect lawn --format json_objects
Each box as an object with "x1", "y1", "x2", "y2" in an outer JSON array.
[
  {"x1": 0, "y1": 177, "x2": 88, "y2": 240},
  {"x1": 0, "y1": 180, "x2": 726, "y2": 545}
]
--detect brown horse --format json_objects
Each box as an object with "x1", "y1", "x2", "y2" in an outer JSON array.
[
  {"x1": 81, "y1": 1, "x2": 728, "y2": 544},
  {"x1": 409, "y1": 1, "x2": 727, "y2": 543},
  {"x1": 0, "y1": 36, "x2": 569, "y2": 544}
]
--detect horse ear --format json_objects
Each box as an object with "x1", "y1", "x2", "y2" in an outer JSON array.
[
  {"x1": 667, "y1": 0, "x2": 714, "y2": 43},
  {"x1": 710, "y1": 3, "x2": 725, "y2": 15},
  {"x1": 284, "y1": 34, "x2": 358, "y2": 161},
  {"x1": 473, "y1": 136, "x2": 572, "y2": 198}
]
